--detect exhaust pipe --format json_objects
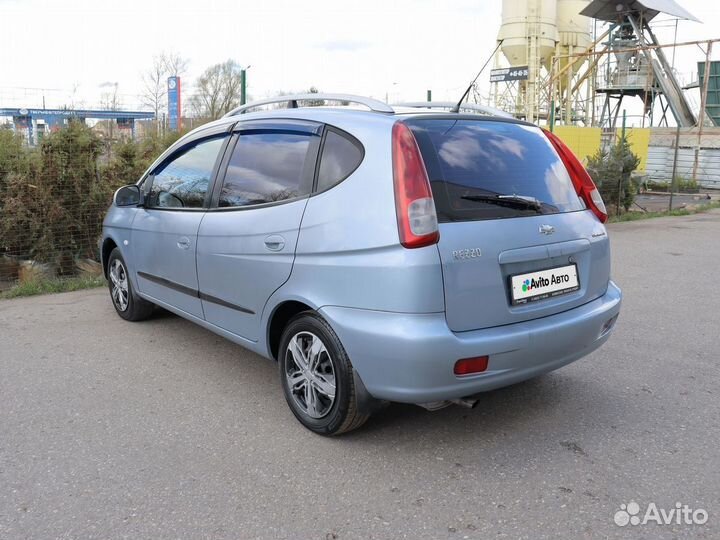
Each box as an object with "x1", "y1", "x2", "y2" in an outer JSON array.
[
  {"x1": 450, "y1": 397, "x2": 478, "y2": 409},
  {"x1": 418, "y1": 398, "x2": 478, "y2": 411}
]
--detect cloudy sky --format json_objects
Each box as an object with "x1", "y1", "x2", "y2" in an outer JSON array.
[{"x1": 1, "y1": 0, "x2": 717, "y2": 114}]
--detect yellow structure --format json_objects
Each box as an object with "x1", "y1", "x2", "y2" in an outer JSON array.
[
  {"x1": 626, "y1": 128, "x2": 651, "y2": 171},
  {"x1": 552, "y1": 126, "x2": 651, "y2": 170},
  {"x1": 553, "y1": 126, "x2": 601, "y2": 163}
]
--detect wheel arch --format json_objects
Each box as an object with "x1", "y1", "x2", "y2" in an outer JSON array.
[
  {"x1": 266, "y1": 299, "x2": 316, "y2": 361},
  {"x1": 101, "y1": 237, "x2": 118, "y2": 279}
]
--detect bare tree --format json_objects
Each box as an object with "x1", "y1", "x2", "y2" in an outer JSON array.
[
  {"x1": 163, "y1": 51, "x2": 189, "y2": 78},
  {"x1": 163, "y1": 52, "x2": 189, "y2": 131},
  {"x1": 141, "y1": 56, "x2": 168, "y2": 134},
  {"x1": 100, "y1": 81, "x2": 120, "y2": 110},
  {"x1": 190, "y1": 60, "x2": 244, "y2": 120},
  {"x1": 99, "y1": 82, "x2": 120, "y2": 141},
  {"x1": 306, "y1": 86, "x2": 325, "y2": 106},
  {"x1": 140, "y1": 52, "x2": 189, "y2": 134},
  {"x1": 65, "y1": 82, "x2": 83, "y2": 110},
  {"x1": 272, "y1": 87, "x2": 328, "y2": 107}
]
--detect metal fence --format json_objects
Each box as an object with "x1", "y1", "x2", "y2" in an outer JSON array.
[
  {"x1": 0, "y1": 200, "x2": 109, "y2": 292},
  {"x1": 645, "y1": 128, "x2": 720, "y2": 190},
  {"x1": 0, "y1": 121, "x2": 173, "y2": 293},
  {"x1": 1, "y1": 123, "x2": 718, "y2": 294}
]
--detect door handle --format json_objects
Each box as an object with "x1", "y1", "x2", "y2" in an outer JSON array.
[
  {"x1": 264, "y1": 235, "x2": 285, "y2": 251},
  {"x1": 177, "y1": 236, "x2": 191, "y2": 249}
]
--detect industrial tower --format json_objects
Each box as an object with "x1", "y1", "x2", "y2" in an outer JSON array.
[{"x1": 491, "y1": 0, "x2": 704, "y2": 128}]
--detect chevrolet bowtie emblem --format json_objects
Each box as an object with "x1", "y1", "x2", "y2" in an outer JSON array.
[{"x1": 539, "y1": 224, "x2": 555, "y2": 235}]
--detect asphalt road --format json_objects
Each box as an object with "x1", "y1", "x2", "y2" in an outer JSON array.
[
  {"x1": 2, "y1": 211, "x2": 719, "y2": 540},
  {"x1": 634, "y1": 192, "x2": 715, "y2": 212}
]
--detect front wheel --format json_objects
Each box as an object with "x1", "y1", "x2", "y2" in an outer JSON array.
[
  {"x1": 279, "y1": 312, "x2": 369, "y2": 435},
  {"x1": 107, "y1": 248, "x2": 154, "y2": 321}
]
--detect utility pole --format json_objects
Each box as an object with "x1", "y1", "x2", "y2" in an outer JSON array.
[
  {"x1": 617, "y1": 109, "x2": 627, "y2": 216},
  {"x1": 669, "y1": 124, "x2": 681, "y2": 211},
  {"x1": 240, "y1": 69, "x2": 247, "y2": 106}
]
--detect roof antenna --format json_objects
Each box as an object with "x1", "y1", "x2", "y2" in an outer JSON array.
[{"x1": 451, "y1": 40, "x2": 504, "y2": 113}]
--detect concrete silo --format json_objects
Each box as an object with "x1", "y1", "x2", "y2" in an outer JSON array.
[
  {"x1": 497, "y1": 0, "x2": 558, "y2": 122},
  {"x1": 493, "y1": 0, "x2": 591, "y2": 124},
  {"x1": 556, "y1": 0, "x2": 592, "y2": 70},
  {"x1": 556, "y1": 0, "x2": 592, "y2": 123},
  {"x1": 498, "y1": 0, "x2": 558, "y2": 68}
]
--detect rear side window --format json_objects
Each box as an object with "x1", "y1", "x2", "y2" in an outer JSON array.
[
  {"x1": 219, "y1": 132, "x2": 314, "y2": 208},
  {"x1": 406, "y1": 119, "x2": 584, "y2": 222},
  {"x1": 148, "y1": 137, "x2": 225, "y2": 209},
  {"x1": 316, "y1": 129, "x2": 363, "y2": 192}
]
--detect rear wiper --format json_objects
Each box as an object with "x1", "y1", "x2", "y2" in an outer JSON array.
[{"x1": 460, "y1": 194, "x2": 543, "y2": 211}]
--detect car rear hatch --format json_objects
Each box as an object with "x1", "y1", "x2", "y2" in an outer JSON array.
[{"x1": 405, "y1": 117, "x2": 611, "y2": 332}]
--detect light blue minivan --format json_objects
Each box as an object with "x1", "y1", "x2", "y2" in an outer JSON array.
[{"x1": 103, "y1": 94, "x2": 621, "y2": 435}]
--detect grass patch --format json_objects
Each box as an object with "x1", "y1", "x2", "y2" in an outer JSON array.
[
  {"x1": 609, "y1": 201, "x2": 720, "y2": 223},
  {"x1": 0, "y1": 275, "x2": 105, "y2": 299}
]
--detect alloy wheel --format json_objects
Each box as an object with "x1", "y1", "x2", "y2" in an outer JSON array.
[
  {"x1": 284, "y1": 331, "x2": 337, "y2": 419},
  {"x1": 109, "y1": 259, "x2": 129, "y2": 312}
]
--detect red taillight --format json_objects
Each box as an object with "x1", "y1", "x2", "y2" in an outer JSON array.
[
  {"x1": 392, "y1": 122, "x2": 439, "y2": 248},
  {"x1": 453, "y1": 356, "x2": 489, "y2": 376},
  {"x1": 543, "y1": 129, "x2": 608, "y2": 223}
]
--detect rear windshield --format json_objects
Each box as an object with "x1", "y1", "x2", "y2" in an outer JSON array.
[{"x1": 406, "y1": 118, "x2": 584, "y2": 222}]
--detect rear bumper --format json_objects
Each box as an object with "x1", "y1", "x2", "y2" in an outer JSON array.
[{"x1": 320, "y1": 281, "x2": 621, "y2": 403}]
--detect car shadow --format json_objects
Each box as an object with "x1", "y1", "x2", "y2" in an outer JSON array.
[
  {"x1": 337, "y1": 369, "x2": 621, "y2": 467},
  {"x1": 355, "y1": 375, "x2": 572, "y2": 437},
  {"x1": 124, "y1": 303, "x2": 620, "y2": 463}
]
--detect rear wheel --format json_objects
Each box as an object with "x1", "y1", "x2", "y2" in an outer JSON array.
[
  {"x1": 279, "y1": 312, "x2": 369, "y2": 435},
  {"x1": 107, "y1": 248, "x2": 154, "y2": 321}
]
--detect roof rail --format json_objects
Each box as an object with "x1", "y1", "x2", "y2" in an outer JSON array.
[
  {"x1": 223, "y1": 93, "x2": 394, "y2": 117},
  {"x1": 397, "y1": 101, "x2": 513, "y2": 119}
]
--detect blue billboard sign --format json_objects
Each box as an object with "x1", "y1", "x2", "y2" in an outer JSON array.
[{"x1": 168, "y1": 76, "x2": 181, "y2": 131}]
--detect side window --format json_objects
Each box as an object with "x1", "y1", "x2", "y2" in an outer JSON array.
[
  {"x1": 148, "y1": 137, "x2": 225, "y2": 209},
  {"x1": 317, "y1": 129, "x2": 364, "y2": 192},
  {"x1": 219, "y1": 132, "x2": 314, "y2": 208}
]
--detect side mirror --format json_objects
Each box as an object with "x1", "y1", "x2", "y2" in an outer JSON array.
[{"x1": 114, "y1": 185, "x2": 143, "y2": 207}]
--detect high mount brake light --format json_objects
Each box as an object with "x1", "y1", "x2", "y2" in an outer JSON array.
[
  {"x1": 392, "y1": 122, "x2": 440, "y2": 248},
  {"x1": 543, "y1": 129, "x2": 608, "y2": 223}
]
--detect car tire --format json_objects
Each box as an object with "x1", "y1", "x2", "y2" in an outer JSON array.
[
  {"x1": 107, "y1": 248, "x2": 154, "y2": 322},
  {"x1": 279, "y1": 311, "x2": 369, "y2": 435}
]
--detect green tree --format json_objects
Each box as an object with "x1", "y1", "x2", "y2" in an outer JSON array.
[
  {"x1": 0, "y1": 122, "x2": 182, "y2": 278},
  {"x1": 0, "y1": 121, "x2": 106, "y2": 272},
  {"x1": 103, "y1": 130, "x2": 181, "y2": 187},
  {"x1": 0, "y1": 130, "x2": 33, "y2": 209},
  {"x1": 0, "y1": 131, "x2": 40, "y2": 260},
  {"x1": 585, "y1": 137, "x2": 641, "y2": 214}
]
